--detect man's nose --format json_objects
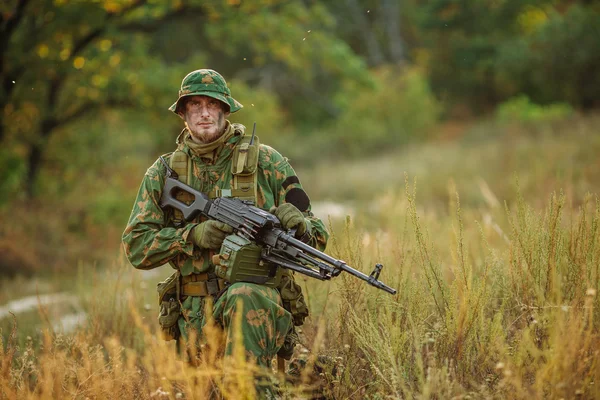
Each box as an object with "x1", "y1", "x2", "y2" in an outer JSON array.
[{"x1": 199, "y1": 105, "x2": 211, "y2": 116}]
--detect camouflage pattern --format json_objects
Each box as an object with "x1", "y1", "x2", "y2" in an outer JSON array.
[
  {"x1": 169, "y1": 69, "x2": 243, "y2": 116},
  {"x1": 122, "y1": 121, "x2": 328, "y2": 368},
  {"x1": 177, "y1": 282, "x2": 291, "y2": 366}
]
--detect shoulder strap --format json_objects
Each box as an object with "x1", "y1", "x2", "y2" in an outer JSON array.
[
  {"x1": 170, "y1": 149, "x2": 192, "y2": 185},
  {"x1": 168, "y1": 149, "x2": 194, "y2": 225}
]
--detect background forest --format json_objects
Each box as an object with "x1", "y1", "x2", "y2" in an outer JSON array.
[{"x1": 1, "y1": 0, "x2": 600, "y2": 398}]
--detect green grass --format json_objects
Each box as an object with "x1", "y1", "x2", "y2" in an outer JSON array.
[{"x1": 299, "y1": 114, "x2": 600, "y2": 212}]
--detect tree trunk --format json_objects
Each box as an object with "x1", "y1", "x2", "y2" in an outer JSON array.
[
  {"x1": 25, "y1": 143, "x2": 43, "y2": 198},
  {"x1": 345, "y1": 0, "x2": 385, "y2": 67},
  {"x1": 24, "y1": 118, "x2": 57, "y2": 198},
  {"x1": 382, "y1": 0, "x2": 405, "y2": 64}
]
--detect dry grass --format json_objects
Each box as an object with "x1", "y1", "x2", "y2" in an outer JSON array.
[
  {"x1": 306, "y1": 181, "x2": 600, "y2": 399},
  {"x1": 2, "y1": 115, "x2": 600, "y2": 398}
]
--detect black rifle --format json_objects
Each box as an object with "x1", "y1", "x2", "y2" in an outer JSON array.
[{"x1": 159, "y1": 157, "x2": 397, "y2": 295}]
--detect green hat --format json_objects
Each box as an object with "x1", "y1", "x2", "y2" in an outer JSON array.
[{"x1": 169, "y1": 69, "x2": 243, "y2": 116}]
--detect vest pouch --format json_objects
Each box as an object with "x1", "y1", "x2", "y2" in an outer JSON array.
[
  {"x1": 214, "y1": 234, "x2": 282, "y2": 287},
  {"x1": 278, "y1": 269, "x2": 309, "y2": 326},
  {"x1": 231, "y1": 136, "x2": 260, "y2": 176},
  {"x1": 157, "y1": 271, "x2": 181, "y2": 341}
]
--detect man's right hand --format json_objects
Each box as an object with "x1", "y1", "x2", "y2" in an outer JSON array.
[{"x1": 190, "y1": 220, "x2": 233, "y2": 249}]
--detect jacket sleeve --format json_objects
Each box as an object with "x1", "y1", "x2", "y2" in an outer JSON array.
[
  {"x1": 262, "y1": 145, "x2": 329, "y2": 252},
  {"x1": 122, "y1": 158, "x2": 198, "y2": 270}
]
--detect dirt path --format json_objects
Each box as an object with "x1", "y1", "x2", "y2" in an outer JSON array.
[{"x1": 0, "y1": 292, "x2": 87, "y2": 333}]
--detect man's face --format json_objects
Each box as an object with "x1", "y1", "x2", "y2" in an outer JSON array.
[{"x1": 180, "y1": 95, "x2": 230, "y2": 143}]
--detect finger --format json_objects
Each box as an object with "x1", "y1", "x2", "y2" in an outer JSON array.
[
  {"x1": 276, "y1": 204, "x2": 290, "y2": 217},
  {"x1": 279, "y1": 213, "x2": 292, "y2": 228},
  {"x1": 214, "y1": 221, "x2": 233, "y2": 233},
  {"x1": 211, "y1": 230, "x2": 228, "y2": 241},
  {"x1": 277, "y1": 207, "x2": 293, "y2": 223},
  {"x1": 281, "y1": 203, "x2": 299, "y2": 213},
  {"x1": 208, "y1": 240, "x2": 221, "y2": 249},
  {"x1": 209, "y1": 236, "x2": 225, "y2": 249},
  {"x1": 289, "y1": 215, "x2": 303, "y2": 229},
  {"x1": 206, "y1": 220, "x2": 232, "y2": 234},
  {"x1": 282, "y1": 210, "x2": 302, "y2": 229}
]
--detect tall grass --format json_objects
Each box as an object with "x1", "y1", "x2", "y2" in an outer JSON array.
[
  {"x1": 4, "y1": 183, "x2": 597, "y2": 398},
  {"x1": 303, "y1": 180, "x2": 600, "y2": 398},
  {"x1": 2, "y1": 115, "x2": 600, "y2": 398}
]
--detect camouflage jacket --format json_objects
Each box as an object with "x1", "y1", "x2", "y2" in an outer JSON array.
[{"x1": 122, "y1": 123, "x2": 329, "y2": 276}]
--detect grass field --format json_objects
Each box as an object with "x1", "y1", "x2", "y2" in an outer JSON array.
[{"x1": 1, "y1": 115, "x2": 599, "y2": 399}]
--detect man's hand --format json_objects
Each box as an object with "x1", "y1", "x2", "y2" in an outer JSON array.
[
  {"x1": 272, "y1": 203, "x2": 307, "y2": 237},
  {"x1": 191, "y1": 220, "x2": 233, "y2": 249}
]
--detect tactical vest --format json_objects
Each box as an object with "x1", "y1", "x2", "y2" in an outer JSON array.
[
  {"x1": 168, "y1": 130, "x2": 260, "y2": 226},
  {"x1": 163, "y1": 131, "x2": 310, "y2": 328}
]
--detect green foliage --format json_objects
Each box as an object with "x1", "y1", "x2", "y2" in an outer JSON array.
[
  {"x1": 1, "y1": 0, "x2": 600, "y2": 396},
  {"x1": 411, "y1": 0, "x2": 600, "y2": 111},
  {"x1": 495, "y1": 95, "x2": 573, "y2": 123},
  {"x1": 0, "y1": 149, "x2": 25, "y2": 207},
  {"x1": 227, "y1": 80, "x2": 289, "y2": 147},
  {"x1": 1, "y1": 0, "x2": 193, "y2": 198},
  {"x1": 201, "y1": 0, "x2": 371, "y2": 126},
  {"x1": 1, "y1": 0, "x2": 377, "y2": 199},
  {"x1": 496, "y1": 5, "x2": 600, "y2": 108},
  {"x1": 328, "y1": 66, "x2": 440, "y2": 155},
  {"x1": 90, "y1": 187, "x2": 131, "y2": 227}
]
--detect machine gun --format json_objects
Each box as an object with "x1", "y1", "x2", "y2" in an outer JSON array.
[{"x1": 159, "y1": 157, "x2": 397, "y2": 295}]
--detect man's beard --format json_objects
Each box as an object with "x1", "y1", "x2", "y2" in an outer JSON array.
[{"x1": 188, "y1": 112, "x2": 225, "y2": 143}]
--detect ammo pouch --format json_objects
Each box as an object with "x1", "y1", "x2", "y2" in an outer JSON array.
[
  {"x1": 230, "y1": 132, "x2": 260, "y2": 204},
  {"x1": 213, "y1": 234, "x2": 282, "y2": 288},
  {"x1": 157, "y1": 271, "x2": 181, "y2": 341},
  {"x1": 278, "y1": 269, "x2": 309, "y2": 326}
]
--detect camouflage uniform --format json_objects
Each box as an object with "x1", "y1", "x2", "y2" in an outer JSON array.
[{"x1": 122, "y1": 70, "x2": 328, "y2": 371}]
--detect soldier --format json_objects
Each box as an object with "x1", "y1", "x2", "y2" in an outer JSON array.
[{"x1": 122, "y1": 69, "x2": 328, "y2": 392}]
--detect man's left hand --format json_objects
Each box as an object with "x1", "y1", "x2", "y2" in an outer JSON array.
[{"x1": 272, "y1": 203, "x2": 307, "y2": 237}]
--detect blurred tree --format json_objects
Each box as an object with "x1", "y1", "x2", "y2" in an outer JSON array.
[
  {"x1": 327, "y1": 0, "x2": 407, "y2": 67},
  {"x1": 1, "y1": 0, "x2": 192, "y2": 198},
  {"x1": 412, "y1": 0, "x2": 535, "y2": 111},
  {"x1": 329, "y1": 66, "x2": 440, "y2": 155},
  {"x1": 186, "y1": 0, "x2": 372, "y2": 126},
  {"x1": 1, "y1": 0, "x2": 373, "y2": 199},
  {"x1": 410, "y1": 0, "x2": 600, "y2": 112},
  {"x1": 5, "y1": 0, "x2": 596, "y2": 202},
  {"x1": 496, "y1": 5, "x2": 600, "y2": 109}
]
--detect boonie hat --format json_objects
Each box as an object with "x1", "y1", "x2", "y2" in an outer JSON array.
[{"x1": 169, "y1": 69, "x2": 243, "y2": 116}]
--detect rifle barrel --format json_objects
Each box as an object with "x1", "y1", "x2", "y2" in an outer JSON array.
[{"x1": 281, "y1": 234, "x2": 397, "y2": 295}]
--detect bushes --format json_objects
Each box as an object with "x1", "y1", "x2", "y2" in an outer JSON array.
[
  {"x1": 227, "y1": 79, "x2": 290, "y2": 148},
  {"x1": 328, "y1": 66, "x2": 441, "y2": 156},
  {"x1": 496, "y1": 5, "x2": 600, "y2": 109},
  {"x1": 496, "y1": 95, "x2": 573, "y2": 124},
  {"x1": 0, "y1": 149, "x2": 25, "y2": 207},
  {"x1": 225, "y1": 66, "x2": 441, "y2": 164}
]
